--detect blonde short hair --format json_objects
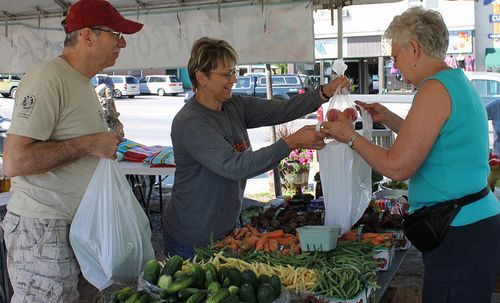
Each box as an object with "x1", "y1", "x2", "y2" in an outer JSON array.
[
  {"x1": 384, "y1": 6, "x2": 449, "y2": 59},
  {"x1": 187, "y1": 37, "x2": 238, "y2": 90}
]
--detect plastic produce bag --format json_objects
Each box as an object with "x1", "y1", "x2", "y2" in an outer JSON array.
[
  {"x1": 325, "y1": 59, "x2": 358, "y2": 124},
  {"x1": 318, "y1": 59, "x2": 373, "y2": 235},
  {"x1": 69, "y1": 158, "x2": 155, "y2": 290}
]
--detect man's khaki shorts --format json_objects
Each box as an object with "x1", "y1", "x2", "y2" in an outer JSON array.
[{"x1": 1, "y1": 211, "x2": 102, "y2": 303}]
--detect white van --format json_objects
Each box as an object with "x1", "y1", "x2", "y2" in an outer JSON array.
[
  {"x1": 139, "y1": 75, "x2": 184, "y2": 96},
  {"x1": 109, "y1": 75, "x2": 140, "y2": 99},
  {"x1": 464, "y1": 71, "x2": 500, "y2": 105}
]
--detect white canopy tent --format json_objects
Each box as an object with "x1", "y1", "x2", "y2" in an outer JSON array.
[{"x1": 0, "y1": 0, "x2": 401, "y2": 73}]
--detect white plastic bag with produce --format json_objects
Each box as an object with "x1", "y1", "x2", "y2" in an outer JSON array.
[
  {"x1": 70, "y1": 158, "x2": 155, "y2": 290},
  {"x1": 318, "y1": 59, "x2": 373, "y2": 235}
]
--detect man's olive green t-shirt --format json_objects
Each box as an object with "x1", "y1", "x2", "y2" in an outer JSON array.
[{"x1": 7, "y1": 57, "x2": 108, "y2": 220}]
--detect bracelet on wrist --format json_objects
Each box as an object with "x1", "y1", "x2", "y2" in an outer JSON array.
[
  {"x1": 348, "y1": 133, "x2": 361, "y2": 149},
  {"x1": 320, "y1": 85, "x2": 330, "y2": 100}
]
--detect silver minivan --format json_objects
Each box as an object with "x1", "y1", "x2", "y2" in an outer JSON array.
[
  {"x1": 139, "y1": 75, "x2": 184, "y2": 96},
  {"x1": 109, "y1": 75, "x2": 140, "y2": 99}
]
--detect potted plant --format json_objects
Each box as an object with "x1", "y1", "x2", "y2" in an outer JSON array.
[{"x1": 279, "y1": 148, "x2": 314, "y2": 193}]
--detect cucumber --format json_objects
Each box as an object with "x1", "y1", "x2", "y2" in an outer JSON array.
[
  {"x1": 157, "y1": 274, "x2": 173, "y2": 289},
  {"x1": 135, "y1": 292, "x2": 151, "y2": 303},
  {"x1": 174, "y1": 270, "x2": 188, "y2": 281},
  {"x1": 111, "y1": 286, "x2": 133, "y2": 302},
  {"x1": 207, "y1": 281, "x2": 222, "y2": 294},
  {"x1": 222, "y1": 277, "x2": 231, "y2": 288},
  {"x1": 190, "y1": 264, "x2": 205, "y2": 288},
  {"x1": 185, "y1": 290, "x2": 206, "y2": 303},
  {"x1": 238, "y1": 283, "x2": 256, "y2": 303},
  {"x1": 144, "y1": 259, "x2": 162, "y2": 285},
  {"x1": 123, "y1": 291, "x2": 142, "y2": 303},
  {"x1": 221, "y1": 293, "x2": 239, "y2": 303},
  {"x1": 205, "y1": 263, "x2": 218, "y2": 286},
  {"x1": 228, "y1": 286, "x2": 239, "y2": 295},
  {"x1": 257, "y1": 283, "x2": 276, "y2": 303},
  {"x1": 206, "y1": 288, "x2": 230, "y2": 303},
  {"x1": 178, "y1": 288, "x2": 199, "y2": 300},
  {"x1": 269, "y1": 275, "x2": 281, "y2": 297},
  {"x1": 159, "y1": 289, "x2": 170, "y2": 300},
  {"x1": 163, "y1": 255, "x2": 184, "y2": 276},
  {"x1": 166, "y1": 276, "x2": 196, "y2": 294}
]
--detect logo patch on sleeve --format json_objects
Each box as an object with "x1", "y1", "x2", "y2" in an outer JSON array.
[{"x1": 17, "y1": 95, "x2": 36, "y2": 119}]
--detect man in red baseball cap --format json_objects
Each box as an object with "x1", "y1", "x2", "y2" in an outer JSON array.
[{"x1": 3, "y1": 0, "x2": 144, "y2": 301}]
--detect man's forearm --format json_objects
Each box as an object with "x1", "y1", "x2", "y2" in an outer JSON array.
[{"x1": 4, "y1": 136, "x2": 91, "y2": 177}]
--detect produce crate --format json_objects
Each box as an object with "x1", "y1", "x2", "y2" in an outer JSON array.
[
  {"x1": 322, "y1": 287, "x2": 374, "y2": 303},
  {"x1": 382, "y1": 229, "x2": 410, "y2": 251},
  {"x1": 296, "y1": 225, "x2": 340, "y2": 251}
]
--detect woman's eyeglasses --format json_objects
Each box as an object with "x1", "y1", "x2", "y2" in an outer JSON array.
[
  {"x1": 211, "y1": 68, "x2": 239, "y2": 81},
  {"x1": 91, "y1": 27, "x2": 123, "y2": 40}
]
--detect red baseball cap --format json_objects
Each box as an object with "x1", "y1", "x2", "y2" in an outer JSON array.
[{"x1": 64, "y1": 0, "x2": 143, "y2": 34}]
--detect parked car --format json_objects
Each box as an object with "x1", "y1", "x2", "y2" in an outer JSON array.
[
  {"x1": 0, "y1": 74, "x2": 22, "y2": 99},
  {"x1": 464, "y1": 71, "x2": 500, "y2": 105},
  {"x1": 109, "y1": 75, "x2": 140, "y2": 98},
  {"x1": 139, "y1": 75, "x2": 183, "y2": 96},
  {"x1": 232, "y1": 74, "x2": 314, "y2": 100},
  {"x1": 91, "y1": 74, "x2": 115, "y2": 92}
]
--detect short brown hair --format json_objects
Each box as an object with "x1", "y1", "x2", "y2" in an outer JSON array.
[{"x1": 187, "y1": 37, "x2": 238, "y2": 90}]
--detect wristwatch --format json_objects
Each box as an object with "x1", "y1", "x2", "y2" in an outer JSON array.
[{"x1": 348, "y1": 133, "x2": 361, "y2": 149}]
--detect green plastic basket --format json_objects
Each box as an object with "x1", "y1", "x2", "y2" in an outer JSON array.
[{"x1": 296, "y1": 225, "x2": 341, "y2": 251}]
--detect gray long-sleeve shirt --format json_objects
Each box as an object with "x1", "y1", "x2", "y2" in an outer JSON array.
[{"x1": 163, "y1": 88, "x2": 324, "y2": 247}]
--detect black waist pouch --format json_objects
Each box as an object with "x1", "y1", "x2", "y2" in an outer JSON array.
[{"x1": 403, "y1": 187, "x2": 489, "y2": 252}]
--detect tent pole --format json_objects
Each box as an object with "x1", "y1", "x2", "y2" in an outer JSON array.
[{"x1": 266, "y1": 64, "x2": 282, "y2": 198}]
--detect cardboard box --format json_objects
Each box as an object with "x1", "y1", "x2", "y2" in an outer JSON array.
[
  {"x1": 382, "y1": 229, "x2": 411, "y2": 251},
  {"x1": 373, "y1": 245, "x2": 395, "y2": 271}
]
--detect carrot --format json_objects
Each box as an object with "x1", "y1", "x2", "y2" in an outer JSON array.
[
  {"x1": 231, "y1": 228, "x2": 241, "y2": 237},
  {"x1": 244, "y1": 231, "x2": 253, "y2": 238},
  {"x1": 276, "y1": 237, "x2": 295, "y2": 246},
  {"x1": 245, "y1": 224, "x2": 259, "y2": 235},
  {"x1": 229, "y1": 244, "x2": 239, "y2": 252},
  {"x1": 255, "y1": 236, "x2": 267, "y2": 251},
  {"x1": 264, "y1": 241, "x2": 270, "y2": 253},
  {"x1": 214, "y1": 242, "x2": 225, "y2": 249},
  {"x1": 236, "y1": 227, "x2": 249, "y2": 239},
  {"x1": 291, "y1": 243, "x2": 300, "y2": 254},
  {"x1": 267, "y1": 229, "x2": 284, "y2": 239},
  {"x1": 268, "y1": 239, "x2": 279, "y2": 252},
  {"x1": 281, "y1": 248, "x2": 290, "y2": 255}
]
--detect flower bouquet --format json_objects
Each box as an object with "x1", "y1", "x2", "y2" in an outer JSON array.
[{"x1": 279, "y1": 148, "x2": 313, "y2": 192}]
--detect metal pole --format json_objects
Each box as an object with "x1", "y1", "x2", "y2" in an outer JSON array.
[
  {"x1": 266, "y1": 64, "x2": 282, "y2": 197},
  {"x1": 337, "y1": 0, "x2": 343, "y2": 59}
]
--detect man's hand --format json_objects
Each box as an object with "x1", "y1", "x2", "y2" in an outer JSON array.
[{"x1": 83, "y1": 132, "x2": 120, "y2": 159}]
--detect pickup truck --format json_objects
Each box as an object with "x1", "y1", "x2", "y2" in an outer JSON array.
[
  {"x1": 232, "y1": 74, "x2": 314, "y2": 100},
  {"x1": 0, "y1": 74, "x2": 21, "y2": 99}
]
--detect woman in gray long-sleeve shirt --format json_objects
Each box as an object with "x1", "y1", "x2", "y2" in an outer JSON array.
[{"x1": 162, "y1": 37, "x2": 349, "y2": 258}]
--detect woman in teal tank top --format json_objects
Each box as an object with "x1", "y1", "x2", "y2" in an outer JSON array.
[{"x1": 320, "y1": 7, "x2": 499, "y2": 303}]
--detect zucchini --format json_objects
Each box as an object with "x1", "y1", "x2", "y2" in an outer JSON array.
[
  {"x1": 206, "y1": 288, "x2": 230, "y2": 303},
  {"x1": 269, "y1": 275, "x2": 281, "y2": 297},
  {"x1": 241, "y1": 269, "x2": 258, "y2": 288},
  {"x1": 178, "y1": 288, "x2": 199, "y2": 300},
  {"x1": 166, "y1": 276, "x2": 196, "y2": 294},
  {"x1": 144, "y1": 259, "x2": 162, "y2": 285},
  {"x1": 222, "y1": 277, "x2": 231, "y2": 288},
  {"x1": 218, "y1": 267, "x2": 230, "y2": 284},
  {"x1": 163, "y1": 255, "x2": 184, "y2": 276},
  {"x1": 257, "y1": 274, "x2": 270, "y2": 285},
  {"x1": 257, "y1": 283, "x2": 276, "y2": 303},
  {"x1": 227, "y1": 268, "x2": 242, "y2": 287},
  {"x1": 238, "y1": 283, "x2": 256, "y2": 303},
  {"x1": 185, "y1": 290, "x2": 206, "y2": 303}
]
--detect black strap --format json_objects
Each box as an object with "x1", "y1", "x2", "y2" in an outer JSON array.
[{"x1": 448, "y1": 186, "x2": 490, "y2": 208}]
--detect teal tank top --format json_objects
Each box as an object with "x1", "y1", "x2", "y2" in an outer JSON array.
[{"x1": 408, "y1": 68, "x2": 500, "y2": 226}]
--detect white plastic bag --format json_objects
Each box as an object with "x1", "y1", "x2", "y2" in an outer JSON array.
[
  {"x1": 70, "y1": 158, "x2": 155, "y2": 290},
  {"x1": 325, "y1": 59, "x2": 358, "y2": 124},
  {"x1": 318, "y1": 89, "x2": 373, "y2": 235}
]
